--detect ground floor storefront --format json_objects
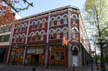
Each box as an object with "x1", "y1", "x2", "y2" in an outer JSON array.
[
  {"x1": 8, "y1": 44, "x2": 68, "y2": 66},
  {"x1": 7, "y1": 43, "x2": 92, "y2": 67}
]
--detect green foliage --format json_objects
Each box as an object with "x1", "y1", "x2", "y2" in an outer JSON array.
[
  {"x1": 85, "y1": 0, "x2": 108, "y2": 42},
  {"x1": 85, "y1": 0, "x2": 108, "y2": 64},
  {"x1": 85, "y1": 0, "x2": 108, "y2": 25}
]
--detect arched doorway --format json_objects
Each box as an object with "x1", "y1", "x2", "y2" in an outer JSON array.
[{"x1": 71, "y1": 45, "x2": 79, "y2": 66}]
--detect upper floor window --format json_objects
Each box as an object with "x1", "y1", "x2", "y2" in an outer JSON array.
[
  {"x1": 31, "y1": 21, "x2": 37, "y2": 30},
  {"x1": 62, "y1": 27, "x2": 68, "y2": 39},
  {"x1": 72, "y1": 28, "x2": 77, "y2": 39},
  {"x1": 42, "y1": 19, "x2": 47, "y2": 28},
  {"x1": 21, "y1": 23, "x2": 27, "y2": 32},
  {"x1": 35, "y1": 32, "x2": 43, "y2": 41},
  {"x1": 50, "y1": 17, "x2": 55, "y2": 27},
  {"x1": 40, "y1": 30, "x2": 45, "y2": 40},
  {"x1": 57, "y1": 15, "x2": 61, "y2": 25},
  {"x1": 56, "y1": 28, "x2": 61, "y2": 39},
  {"x1": 63, "y1": 14, "x2": 68, "y2": 25},
  {"x1": 72, "y1": 15, "x2": 77, "y2": 25},
  {"x1": 28, "y1": 32, "x2": 35, "y2": 39},
  {"x1": 49, "y1": 29, "x2": 55, "y2": 39}
]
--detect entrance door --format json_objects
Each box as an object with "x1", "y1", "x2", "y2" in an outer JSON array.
[
  {"x1": 72, "y1": 46, "x2": 79, "y2": 66},
  {"x1": 31, "y1": 55, "x2": 39, "y2": 66},
  {"x1": 73, "y1": 56, "x2": 78, "y2": 66}
]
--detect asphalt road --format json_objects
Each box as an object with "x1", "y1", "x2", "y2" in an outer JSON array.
[{"x1": 0, "y1": 64, "x2": 98, "y2": 71}]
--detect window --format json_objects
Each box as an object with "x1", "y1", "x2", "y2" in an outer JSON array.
[
  {"x1": 39, "y1": 23, "x2": 42, "y2": 28},
  {"x1": 42, "y1": 24, "x2": 45, "y2": 28},
  {"x1": 38, "y1": 35, "x2": 41, "y2": 40},
  {"x1": 21, "y1": 25, "x2": 26, "y2": 32},
  {"x1": 0, "y1": 25, "x2": 10, "y2": 33},
  {"x1": 73, "y1": 29, "x2": 77, "y2": 38},
  {"x1": 31, "y1": 21, "x2": 37, "y2": 30},
  {"x1": 63, "y1": 14, "x2": 68, "y2": 25},
  {"x1": 56, "y1": 29, "x2": 61, "y2": 39},
  {"x1": 4, "y1": 35, "x2": 10, "y2": 42},
  {"x1": 56, "y1": 34, "x2": 60, "y2": 39},
  {"x1": 50, "y1": 33, "x2": 54, "y2": 39},
  {"x1": 57, "y1": 16, "x2": 61, "y2": 25},
  {"x1": 50, "y1": 20, "x2": 55, "y2": 27},
  {"x1": 72, "y1": 47, "x2": 79, "y2": 55},
  {"x1": 50, "y1": 17, "x2": 55, "y2": 27},
  {"x1": 37, "y1": 20, "x2": 42, "y2": 29},
  {"x1": 0, "y1": 35, "x2": 10, "y2": 42},
  {"x1": 63, "y1": 32, "x2": 68, "y2": 39},
  {"x1": 49, "y1": 30, "x2": 55, "y2": 39},
  {"x1": 35, "y1": 33, "x2": 39, "y2": 40},
  {"x1": 57, "y1": 19, "x2": 61, "y2": 25},
  {"x1": 42, "y1": 19, "x2": 46, "y2": 28},
  {"x1": 73, "y1": 15, "x2": 77, "y2": 24},
  {"x1": 40, "y1": 35, "x2": 43, "y2": 40},
  {"x1": 38, "y1": 34, "x2": 42, "y2": 40},
  {"x1": 62, "y1": 27, "x2": 68, "y2": 39}
]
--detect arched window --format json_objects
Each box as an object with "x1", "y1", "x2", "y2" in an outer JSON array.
[
  {"x1": 13, "y1": 34, "x2": 18, "y2": 43},
  {"x1": 56, "y1": 28, "x2": 61, "y2": 39},
  {"x1": 72, "y1": 28, "x2": 77, "y2": 39},
  {"x1": 40, "y1": 30, "x2": 45, "y2": 40},
  {"x1": 35, "y1": 32, "x2": 40, "y2": 41},
  {"x1": 39, "y1": 20, "x2": 42, "y2": 28},
  {"x1": 49, "y1": 29, "x2": 55, "y2": 39},
  {"x1": 36, "y1": 20, "x2": 42, "y2": 29},
  {"x1": 72, "y1": 15, "x2": 77, "y2": 25},
  {"x1": 63, "y1": 14, "x2": 68, "y2": 25},
  {"x1": 28, "y1": 32, "x2": 35, "y2": 37},
  {"x1": 21, "y1": 24, "x2": 26, "y2": 32},
  {"x1": 31, "y1": 21, "x2": 37, "y2": 30},
  {"x1": 20, "y1": 33, "x2": 25, "y2": 42},
  {"x1": 50, "y1": 17, "x2": 55, "y2": 27},
  {"x1": 72, "y1": 45, "x2": 79, "y2": 55},
  {"x1": 62, "y1": 27, "x2": 68, "y2": 39},
  {"x1": 56, "y1": 15, "x2": 61, "y2": 25},
  {"x1": 38, "y1": 33, "x2": 42, "y2": 40},
  {"x1": 42, "y1": 19, "x2": 47, "y2": 28}
]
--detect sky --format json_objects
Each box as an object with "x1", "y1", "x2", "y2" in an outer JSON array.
[{"x1": 17, "y1": 0, "x2": 86, "y2": 18}]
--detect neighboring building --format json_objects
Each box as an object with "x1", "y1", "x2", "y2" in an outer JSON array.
[
  {"x1": 0, "y1": 25, "x2": 11, "y2": 63},
  {"x1": 7, "y1": 6, "x2": 91, "y2": 67}
]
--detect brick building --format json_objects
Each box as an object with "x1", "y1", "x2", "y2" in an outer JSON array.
[{"x1": 7, "y1": 6, "x2": 91, "y2": 67}]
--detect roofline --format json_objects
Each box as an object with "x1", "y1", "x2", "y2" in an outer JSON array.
[{"x1": 16, "y1": 5, "x2": 79, "y2": 21}]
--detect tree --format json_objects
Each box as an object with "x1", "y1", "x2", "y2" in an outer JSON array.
[
  {"x1": 0, "y1": 0, "x2": 33, "y2": 12},
  {"x1": 0, "y1": 0, "x2": 33, "y2": 26},
  {"x1": 0, "y1": 4, "x2": 15, "y2": 26},
  {"x1": 84, "y1": 0, "x2": 108, "y2": 71}
]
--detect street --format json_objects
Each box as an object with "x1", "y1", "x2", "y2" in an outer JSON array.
[{"x1": 0, "y1": 64, "x2": 99, "y2": 71}]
